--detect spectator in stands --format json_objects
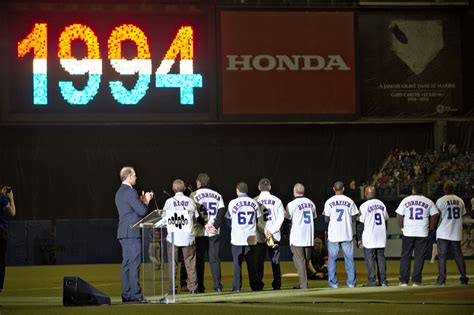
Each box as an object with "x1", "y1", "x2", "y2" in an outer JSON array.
[
  {"x1": 374, "y1": 149, "x2": 439, "y2": 198},
  {"x1": 432, "y1": 151, "x2": 473, "y2": 199}
]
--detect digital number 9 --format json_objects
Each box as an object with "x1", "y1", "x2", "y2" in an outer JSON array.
[
  {"x1": 108, "y1": 24, "x2": 151, "y2": 105},
  {"x1": 58, "y1": 24, "x2": 101, "y2": 105}
]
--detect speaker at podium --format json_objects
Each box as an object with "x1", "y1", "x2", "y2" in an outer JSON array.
[{"x1": 63, "y1": 276, "x2": 111, "y2": 306}]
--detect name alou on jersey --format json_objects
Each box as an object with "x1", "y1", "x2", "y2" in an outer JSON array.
[
  {"x1": 173, "y1": 200, "x2": 190, "y2": 208},
  {"x1": 446, "y1": 199, "x2": 460, "y2": 206}
]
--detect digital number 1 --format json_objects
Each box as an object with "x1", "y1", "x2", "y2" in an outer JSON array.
[{"x1": 17, "y1": 23, "x2": 48, "y2": 105}]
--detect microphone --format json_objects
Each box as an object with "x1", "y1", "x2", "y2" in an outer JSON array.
[{"x1": 151, "y1": 190, "x2": 159, "y2": 211}]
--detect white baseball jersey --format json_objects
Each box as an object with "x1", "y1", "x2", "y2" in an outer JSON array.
[
  {"x1": 192, "y1": 188, "x2": 225, "y2": 237},
  {"x1": 436, "y1": 194, "x2": 466, "y2": 241},
  {"x1": 162, "y1": 192, "x2": 198, "y2": 247},
  {"x1": 323, "y1": 194, "x2": 359, "y2": 242},
  {"x1": 286, "y1": 197, "x2": 316, "y2": 247},
  {"x1": 226, "y1": 194, "x2": 260, "y2": 246},
  {"x1": 358, "y1": 198, "x2": 389, "y2": 249},
  {"x1": 256, "y1": 191, "x2": 285, "y2": 242},
  {"x1": 395, "y1": 195, "x2": 439, "y2": 237}
]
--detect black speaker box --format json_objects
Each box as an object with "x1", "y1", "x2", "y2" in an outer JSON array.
[{"x1": 63, "y1": 276, "x2": 111, "y2": 306}]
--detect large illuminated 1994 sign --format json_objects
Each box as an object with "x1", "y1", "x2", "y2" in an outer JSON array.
[{"x1": 17, "y1": 23, "x2": 202, "y2": 106}]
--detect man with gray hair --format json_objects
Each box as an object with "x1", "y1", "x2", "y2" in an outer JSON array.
[
  {"x1": 286, "y1": 183, "x2": 317, "y2": 289},
  {"x1": 323, "y1": 181, "x2": 359, "y2": 288},
  {"x1": 160, "y1": 179, "x2": 199, "y2": 294},
  {"x1": 255, "y1": 178, "x2": 285, "y2": 290},
  {"x1": 115, "y1": 166, "x2": 153, "y2": 303}
]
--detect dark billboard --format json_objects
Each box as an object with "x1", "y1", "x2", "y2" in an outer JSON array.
[{"x1": 359, "y1": 13, "x2": 463, "y2": 117}]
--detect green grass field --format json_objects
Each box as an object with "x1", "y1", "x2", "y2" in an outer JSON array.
[{"x1": 1, "y1": 260, "x2": 473, "y2": 314}]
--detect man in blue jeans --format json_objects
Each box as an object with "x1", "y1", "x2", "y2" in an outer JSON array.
[{"x1": 323, "y1": 181, "x2": 359, "y2": 288}]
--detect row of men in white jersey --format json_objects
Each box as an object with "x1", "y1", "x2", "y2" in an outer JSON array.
[
  {"x1": 156, "y1": 176, "x2": 469, "y2": 292},
  {"x1": 323, "y1": 180, "x2": 468, "y2": 288}
]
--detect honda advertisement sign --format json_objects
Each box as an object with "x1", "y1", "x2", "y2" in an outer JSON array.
[{"x1": 219, "y1": 11, "x2": 356, "y2": 119}]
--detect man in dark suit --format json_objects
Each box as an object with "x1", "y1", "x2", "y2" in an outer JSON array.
[{"x1": 115, "y1": 166, "x2": 153, "y2": 303}]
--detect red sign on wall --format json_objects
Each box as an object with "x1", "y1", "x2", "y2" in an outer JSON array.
[{"x1": 220, "y1": 11, "x2": 356, "y2": 116}]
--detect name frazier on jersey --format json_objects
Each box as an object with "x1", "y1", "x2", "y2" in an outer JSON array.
[
  {"x1": 328, "y1": 200, "x2": 351, "y2": 208},
  {"x1": 367, "y1": 204, "x2": 385, "y2": 213},
  {"x1": 297, "y1": 203, "x2": 314, "y2": 211},
  {"x1": 404, "y1": 200, "x2": 429, "y2": 209},
  {"x1": 194, "y1": 192, "x2": 222, "y2": 202},
  {"x1": 232, "y1": 200, "x2": 258, "y2": 213}
]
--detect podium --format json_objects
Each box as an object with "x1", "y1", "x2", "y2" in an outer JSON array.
[{"x1": 132, "y1": 210, "x2": 176, "y2": 304}]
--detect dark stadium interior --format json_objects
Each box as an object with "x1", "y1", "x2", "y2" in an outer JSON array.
[{"x1": 0, "y1": 0, "x2": 472, "y2": 268}]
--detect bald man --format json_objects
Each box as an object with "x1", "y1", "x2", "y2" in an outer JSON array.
[{"x1": 357, "y1": 186, "x2": 389, "y2": 287}]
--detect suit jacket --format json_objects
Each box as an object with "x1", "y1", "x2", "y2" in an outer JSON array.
[{"x1": 115, "y1": 184, "x2": 149, "y2": 239}]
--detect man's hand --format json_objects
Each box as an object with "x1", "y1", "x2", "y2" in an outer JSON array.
[
  {"x1": 141, "y1": 191, "x2": 153, "y2": 205},
  {"x1": 4, "y1": 189, "x2": 15, "y2": 217},
  {"x1": 6, "y1": 190, "x2": 14, "y2": 201},
  {"x1": 357, "y1": 240, "x2": 362, "y2": 248},
  {"x1": 264, "y1": 229, "x2": 272, "y2": 238},
  {"x1": 205, "y1": 223, "x2": 217, "y2": 234}
]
